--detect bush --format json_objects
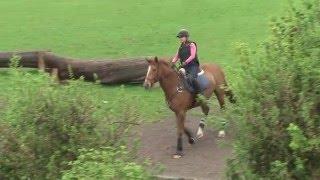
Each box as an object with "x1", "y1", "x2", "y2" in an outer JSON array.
[
  {"x1": 0, "y1": 61, "x2": 143, "y2": 179},
  {"x1": 226, "y1": 0, "x2": 320, "y2": 179},
  {"x1": 62, "y1": 146, "x2": 151, "y2": 180}
]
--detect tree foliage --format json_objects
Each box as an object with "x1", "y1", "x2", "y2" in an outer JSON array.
[{"x1": 227, "y1": 0, "x2": 320, "y2": 179}]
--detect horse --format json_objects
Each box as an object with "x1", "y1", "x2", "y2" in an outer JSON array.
[{"x1": 143, "y1": 56, "x2": 236, "y2": 159}]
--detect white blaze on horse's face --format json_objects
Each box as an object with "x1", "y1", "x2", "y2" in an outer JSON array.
[
  {"x1": 144, "y1": 65, "x2": 152, "y2": 89},
  {"x1": 143, "y1": 62, "x2": 158, "y2": 89}
]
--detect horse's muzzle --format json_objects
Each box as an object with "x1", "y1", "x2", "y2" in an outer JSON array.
[{"x1": 143, "y1": 81, "x2": 152, "y2": 90}]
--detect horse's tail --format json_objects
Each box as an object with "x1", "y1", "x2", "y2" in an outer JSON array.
[
  {"x1": 221, "y1": 69, "x2": 236, "y2": 104},
  {"x1": 225, "y1": 88, "x2": 236, "y2": 104}
]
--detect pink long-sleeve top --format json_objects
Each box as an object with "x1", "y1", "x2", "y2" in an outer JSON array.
[{"x1": 172, "y1": 43, "x2": 197, "y2": 64}]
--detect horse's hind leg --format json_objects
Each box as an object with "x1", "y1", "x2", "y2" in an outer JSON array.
[
  {"x1": 214, "y1": 89, "x2": 225, "y2": 109},
  {"x1": 197, "y1": 103, "x2": 209, "y2": 139},
  {"x1": 214, "y1": 89, "x2": 227, "y2": 138},
  {"x1": 196, "y1": 89, "x2": 225, "y2": 139}
]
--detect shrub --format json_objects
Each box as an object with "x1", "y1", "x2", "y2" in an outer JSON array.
[
  {"x1": 62, "y1": 146, "x2": 151, "y2": 180},
  {"x1": 0, "y1": 124, "x2": 36, "y2": 179},
  {"x1": 0, "y1": 62, "x2": 143, "y2": 179},
  {"x1": 226, "y1": 0, "x2": 320, "y2": 179}
]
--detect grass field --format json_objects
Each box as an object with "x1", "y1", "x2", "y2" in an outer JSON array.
[{"x1": 0, "y1": 0, "x2": 288, "y2": 120}]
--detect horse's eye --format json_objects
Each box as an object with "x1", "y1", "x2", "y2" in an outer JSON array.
[{"x1": 152, "y1": 68, "x2": 156, "y2": 71}]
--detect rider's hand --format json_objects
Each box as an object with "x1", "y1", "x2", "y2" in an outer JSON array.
[{"x1": 170, "y1": 61, "x2": 176, "y2": 68}]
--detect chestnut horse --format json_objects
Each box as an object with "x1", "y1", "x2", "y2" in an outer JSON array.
[{"x1": 143, "y1": 57, "x2": 235, "y2": 158}]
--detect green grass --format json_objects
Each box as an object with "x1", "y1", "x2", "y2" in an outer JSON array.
[{"x1": 0, "y1": 0, "x2": 289, "y2": 120}]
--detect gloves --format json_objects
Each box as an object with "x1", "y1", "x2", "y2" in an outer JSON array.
[{"x1": 170, "y1": 62, "x2": 176, "y2": 69}]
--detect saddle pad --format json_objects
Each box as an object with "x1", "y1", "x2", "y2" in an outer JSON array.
[
  {"x1": 180, "y1": 70, "x2": 210, "y2": 94},
  {"x1": 196, "y1": 70, "x2": 210, "y2": 92}
]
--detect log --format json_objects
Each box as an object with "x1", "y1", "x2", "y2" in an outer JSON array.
[{"x1": 0, "y1": 51, "x2": 149, "y2": 85}]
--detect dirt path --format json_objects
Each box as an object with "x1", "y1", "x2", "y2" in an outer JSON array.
[{"x1": 133, "y1": 116, "x2": 233, "y2": 180}]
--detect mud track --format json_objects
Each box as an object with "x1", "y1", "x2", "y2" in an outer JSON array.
[{"x1": 133, "y1": 116, "x2": 232, "y2": 180}]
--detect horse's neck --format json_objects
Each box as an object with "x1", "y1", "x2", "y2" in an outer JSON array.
[{"x1": 158, "y1": 68, "x2": 180, "y2": 100}]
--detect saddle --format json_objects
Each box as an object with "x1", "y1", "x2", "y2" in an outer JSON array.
[{"x1": 178, "y1": 69, "x2": 210, "y2": 94}]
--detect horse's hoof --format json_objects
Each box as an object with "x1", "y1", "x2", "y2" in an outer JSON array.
[
  {"x1": 172, "y1": 154, "x2": 182, "y2": 159},
  {"x1": 172, "y1": 152, "x2": 183, "y2": 159},
  {"x1": 196, "y1": 127, "x2": 204, "y2": 139},
  {"x1": 218, "y1": 130, "x2": 225, "y2": 138},
  {"x1": 188, "y1": 137, "x2": 196, "y2": 144}
]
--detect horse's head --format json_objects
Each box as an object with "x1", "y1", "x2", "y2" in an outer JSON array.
[
  {"x1": 143, "y1": 56, "x2": 160, "y2": 89},
  {"x1": 143, "y1": 56, "x2": 173, "y2": 89}
]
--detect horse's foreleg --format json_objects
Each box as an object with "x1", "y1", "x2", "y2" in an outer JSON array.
[
  {"x1": 184, "y1": 127, "x2": 195, "y2": 144},
  {"x1": 197, "y1": 104, "x2": 209, "y2": 139},
  {"x1": 173, "y1": 111, "x2": 186, "y2": 159}
]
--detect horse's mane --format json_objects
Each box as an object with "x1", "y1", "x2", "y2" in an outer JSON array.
[
  {"x1": 158, "y1": 58, "x2": 175, "y2": 71},
  {"x1": 157, "y1": 58, "x2": 171, "y2": 66},
  {"x1": 156, "y1": 58, "x2": 180, "y2": 77}
]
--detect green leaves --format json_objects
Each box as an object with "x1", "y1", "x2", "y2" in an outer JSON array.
[
  {"x1": 0, "y1": 57, "x2": 146, "y2": 179},
  {"x1": 287, "y1": 123, "x2": 308, "y2": 151},
  {"x1": 62, "y1": 147, "x2": 151, "y2": 180},
  {"x1": 227, "y1": 0, "x2": 320, "y2": 179}
]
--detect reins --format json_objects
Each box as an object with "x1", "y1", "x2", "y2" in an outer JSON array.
[{"x1": 157, "y1": 63, "x2": 184, "y2": 107}]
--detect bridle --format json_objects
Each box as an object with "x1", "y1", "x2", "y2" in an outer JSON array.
[
  {"x1": 155, "y1": 63, "x2": 184, "y2": 107},
  {"x1": 145, "y1": 62, "x2": 185, "y2": 107}
]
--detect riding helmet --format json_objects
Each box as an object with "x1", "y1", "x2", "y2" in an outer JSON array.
[{"x1": 176, "y1": 29, "x2": 189, "y2": 38}]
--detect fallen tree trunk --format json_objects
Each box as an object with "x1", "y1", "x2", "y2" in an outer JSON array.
[
  {"x1": 0, "y1": 51, "x2": 42, "y2": 68},
  {"x1": 0, "y1": 51, "x2": 149, "y2": 84}
]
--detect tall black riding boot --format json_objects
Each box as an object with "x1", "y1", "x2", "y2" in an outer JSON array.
[
  {"x1": 192, "y1": 78, "x2": 207, "y2": 105},
  {"x1": 192, "y1": 78, "x2": 201, "y2": 94}
]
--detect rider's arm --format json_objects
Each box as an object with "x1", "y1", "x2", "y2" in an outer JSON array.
[
  {"x1": 172, "y1": 50, "x2": 179, "y2": 63},
  {"x1": 184, "y1": 43, "x2": 197, "y2": 64}
]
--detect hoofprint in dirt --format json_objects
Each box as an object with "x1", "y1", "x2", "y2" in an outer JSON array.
[{"x1": 133, "y1": 115, "x2": 232, "y2": 180}]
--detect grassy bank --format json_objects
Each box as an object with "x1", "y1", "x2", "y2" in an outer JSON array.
[{"x1": 0, "y1": 0, "x2": 288, "y2": 119}]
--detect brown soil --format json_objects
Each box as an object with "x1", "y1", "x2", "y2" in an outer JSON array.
[{"x1": 133, "y1": 115, "x2": 233, "y2": 180}]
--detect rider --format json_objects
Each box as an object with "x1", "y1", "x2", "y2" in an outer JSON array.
[{"x1": 171, "y1": 29, "x2": 201, "y2": 94}]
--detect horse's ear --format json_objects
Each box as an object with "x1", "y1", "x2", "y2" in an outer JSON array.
[
  {"x1": 154, "y1": 56, "x2": 158, "y2": 63},
  {"x1": 145, "y1": 57, "x2": 152, "y2": 63}
]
